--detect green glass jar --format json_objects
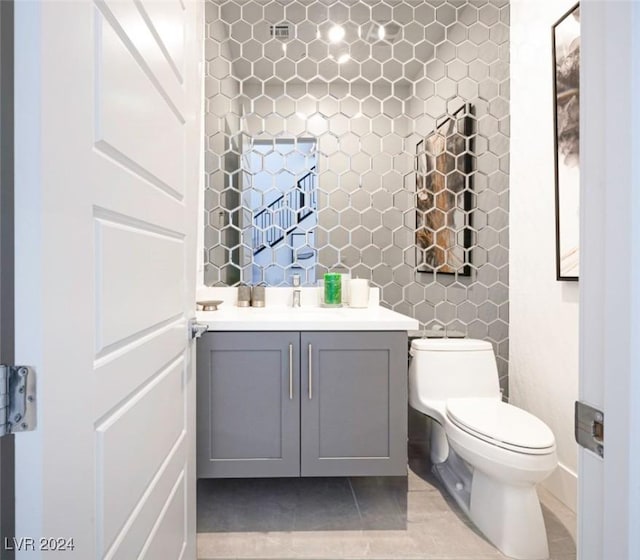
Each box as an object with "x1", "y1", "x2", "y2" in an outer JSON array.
[{"x1": 323, "y1": 273, "x2": 342, "y2": 307}]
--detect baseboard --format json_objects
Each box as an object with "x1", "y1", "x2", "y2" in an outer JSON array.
[{"x1": 541, "y1": 461, "x2": 577, "y2": 512}]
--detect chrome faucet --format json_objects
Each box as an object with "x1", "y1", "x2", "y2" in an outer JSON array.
[{"x1": 292, "y1": 274, "x2": 301, "y2": 308}]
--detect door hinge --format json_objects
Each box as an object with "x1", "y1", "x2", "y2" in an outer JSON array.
[
  {"x1": 188, "y1": 318, "x2": 208, "y2": 340},
  {"x1": 0, "y1": 365, "x2": 36, "y2": 437},
  {"x1": 575, "y1": 400, "x2": 603, "y2": 458}
]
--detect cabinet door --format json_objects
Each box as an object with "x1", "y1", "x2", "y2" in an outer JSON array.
[
  {"x1": 197, "y1": 332, "x2": 300, "y2": 477},
  {"x1": 301, "y1": 331, "x2": 408, "y2": 476}
]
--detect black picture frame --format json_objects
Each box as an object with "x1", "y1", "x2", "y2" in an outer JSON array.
[
  {"x1": 552, "y1": 3, "x2": 580, "y2": 281},
  {"x1": 415, "y1": 104, "x2": 474, "y2": 276}
]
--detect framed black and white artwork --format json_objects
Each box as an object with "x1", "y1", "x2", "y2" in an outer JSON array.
[{"x1": 553, "y1": 3, "x2": 580, "y2": 281}]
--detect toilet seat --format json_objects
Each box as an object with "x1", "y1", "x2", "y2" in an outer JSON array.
[{"x1": 446, "y1": 398, "x2": 555, "y2": 455}]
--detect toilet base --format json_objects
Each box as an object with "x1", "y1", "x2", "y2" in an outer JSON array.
[
  {"x1": 432, "y1": 450, "x2": 472, "y2": 515},
  {"x1": 418, "y1": 414, "x2": 553, "y2": 560},
  {"x1": 469, "y1": 470, "x2": 549, "y2": 560}
]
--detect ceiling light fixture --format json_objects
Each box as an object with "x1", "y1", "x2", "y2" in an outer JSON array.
[
  {"x1": 377, "y1": 25, "x2": 386, "y2": 41},
  {"x1": 328, "y1": 25, "x2": 345, "y2": 43},
  {"x1": 337, "y1": 53, "x2": 350, "y2": 64}
]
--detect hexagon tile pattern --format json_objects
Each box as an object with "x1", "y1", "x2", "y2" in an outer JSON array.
[{"x1": 203, "y1": 0, "x2": 510, "y2": 392}]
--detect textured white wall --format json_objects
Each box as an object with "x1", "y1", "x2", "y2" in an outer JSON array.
[{"x1": 510, "y1": 0, "x2": 579, "y2": 511}]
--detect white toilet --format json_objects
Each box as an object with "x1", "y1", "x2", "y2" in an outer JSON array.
[{"x1": 408, "y1": 338, "x2": 557, "y2": 560}]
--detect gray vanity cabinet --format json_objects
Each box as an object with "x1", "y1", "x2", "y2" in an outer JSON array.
[
  {"x1": 197, "y1": 331, "x2": 300, "y2": 478},
  {"x1": 197, "y1": 330, "x2": 407, "y2": 478},
  {"x1": 300, "y1": 332, "x2": 407, "y2": 476}
]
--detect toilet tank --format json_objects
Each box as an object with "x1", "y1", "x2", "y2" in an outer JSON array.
[{"x1": 409, "y1": 338, "x2": 501, "y2": 403}]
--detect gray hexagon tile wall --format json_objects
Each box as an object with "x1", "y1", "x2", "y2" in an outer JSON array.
[{"x1": 203, "y1": 0, "x2": 510, "y2": 391}]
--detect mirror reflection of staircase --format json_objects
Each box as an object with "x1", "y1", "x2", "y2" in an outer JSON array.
[
  {"x1": 247, "y1": 138, "x2": 318, "y2": 286},
  {"x1": 252, "y1": 166, "x2": 316, "y2": 256}
]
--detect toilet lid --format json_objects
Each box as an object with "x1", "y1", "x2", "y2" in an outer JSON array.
[{"x1": 446, "y1": 398, "x2": 555, "y2": 451}]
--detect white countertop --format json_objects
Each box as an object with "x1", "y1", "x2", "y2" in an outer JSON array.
[{"x1": 195, "y1": 287, "x2": 419, "y2": 332}]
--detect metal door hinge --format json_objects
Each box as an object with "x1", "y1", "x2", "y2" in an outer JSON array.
[
  {"x1": 0, "y1": 365, "x2": 36, "y2": 437},
  {"x1": 575, "y1": 400, "x2": 604, "y2": 458},
  {"x1": 189, "y1": 318, "x2": 208, "y2": 340}
]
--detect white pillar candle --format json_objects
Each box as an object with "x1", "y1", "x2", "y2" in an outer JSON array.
[
  {"x1": 349, "y1": 278, "x2": 370, "y2": 308},
  {"x1": 340, "y1": 272, "x2": 351, "y2": 305}
]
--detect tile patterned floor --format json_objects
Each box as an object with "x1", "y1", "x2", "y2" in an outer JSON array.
[{"x1": 197, "y1": 456, "x2": 576, "y2": 560}]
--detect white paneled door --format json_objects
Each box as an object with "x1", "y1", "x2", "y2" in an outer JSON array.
[
  {"x1": 14, "y1": 1, "x2": 202, "y2": 558},
  {"x1": 579, "y1": 2, "x2": 640, "y2": 559}
]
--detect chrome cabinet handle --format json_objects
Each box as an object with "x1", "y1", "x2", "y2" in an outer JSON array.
[
  {"x1": 288, "y1": 343, "x2": 293, "y2": 400},
  {"x1": 308, "y1": 343, "x2": 313, "y2": 400}
]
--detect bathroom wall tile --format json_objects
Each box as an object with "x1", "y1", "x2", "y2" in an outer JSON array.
[{"x1": 203, "y1": 0, "x2": 510, "y2": 393}]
